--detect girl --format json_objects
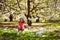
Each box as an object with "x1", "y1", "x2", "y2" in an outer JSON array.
[{"x1": 18, "y1": 18, "x2": 25, "y2": 31}]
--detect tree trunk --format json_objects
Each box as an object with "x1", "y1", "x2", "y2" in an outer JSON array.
[
  {"x1": 9, "y1": 13, "x2": 13, "y2": 22},
  {"x1": 27, "y1": 0, "x2": 32, "y2": 26}
]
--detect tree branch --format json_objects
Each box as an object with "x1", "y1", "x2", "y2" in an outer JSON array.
[
  {"x1": 16, "y1": 0, "x2": 21, "y2": 10},
  {"x1": 30, "y1": 3, "x2": 40, "y2": 12}
]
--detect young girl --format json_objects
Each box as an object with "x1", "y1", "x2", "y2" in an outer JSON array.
[{"x1": 18, "y1": 18, "x2": 25, "y2": 31}]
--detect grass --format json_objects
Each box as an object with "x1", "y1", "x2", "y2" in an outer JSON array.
[
  {"x1": 0, "y1": 28, "x2": 60, "y2": 40},
  {"x1": 1, "y1": 22, "x2": 18, "y2": 25},
  {"x1": 1, "y1": 22, "x2": 60, "y2": 27}
]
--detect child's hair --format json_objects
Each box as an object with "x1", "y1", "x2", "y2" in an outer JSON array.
[
  {"x1": 20, "y1": 18, "x2": 23, "y2": 20},
  {"x1": 19, "y1": 18, "x2": 24, "y2": 23}
]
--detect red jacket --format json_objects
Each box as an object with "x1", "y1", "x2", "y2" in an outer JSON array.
[{"x1": 18, "y1": 18, "x2": 24, "y2": 30}]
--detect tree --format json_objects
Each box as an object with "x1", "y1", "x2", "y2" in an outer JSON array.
[
  {"x1": 0, "y1": 0, "x2": 60, "y2": 22},
  {"x1": 9, "y1": 13, "x2": 13, "y2": 21}
]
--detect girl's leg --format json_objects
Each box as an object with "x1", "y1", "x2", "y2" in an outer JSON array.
[{"x1": 18, "y1": 27, "x2": 20, "y2": 32}]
